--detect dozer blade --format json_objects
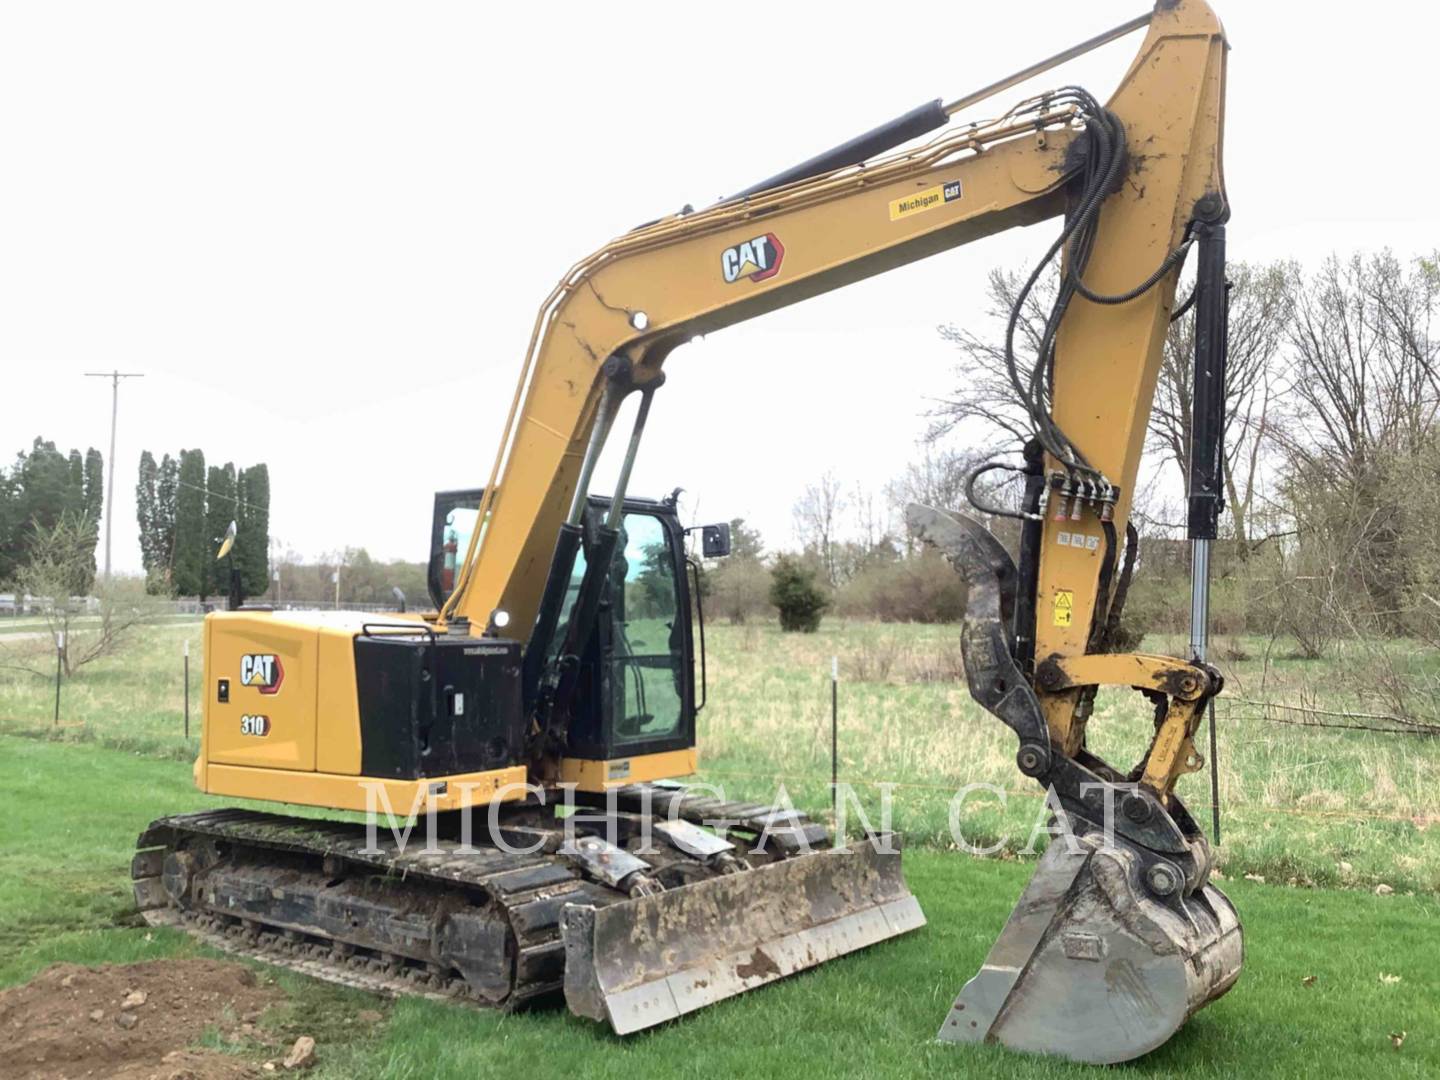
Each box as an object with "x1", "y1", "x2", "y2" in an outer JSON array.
[
  {"x1": 562, "y1": 835, "x2": 925, "y2": 1034},
  {"x1": 938, "y1": 834, "x2": 1242, "y2": 1064}
]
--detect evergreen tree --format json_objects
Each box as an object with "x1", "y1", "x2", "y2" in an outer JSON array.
[
  {"x1": 205, "y1": 462, "x2": 238, "y2": 598},
  {"x1": 237, "y1": 464, "x2": 270, "y2": 599},
  {"x1": 0, "y1": 440, "x2": 104, "y2": 586},
  {"x1": 80, "y1": 448, "x2": 103, "y2": 590},
  {"x1": 136, "y1": 451, "x2": 159, "y2": 576},
  {"x1": 726, "y1": 517, "x2": 765, "y2": 560},
  {"x1": 172, "y1": 448, "x2": 207, "y2": 597},
  {"x1": 135, "y1": 451, "x2": 184, "y2": 594},
  {"x1": 769, "y1": 555, "x2": 829, "y2": 633},
  {"x1": 21, "y1": 439, "x2": 73, "y2": 536},
  {"x1": 156, "y1": 453, "x2": 178, "y2": 580},
  {"x1": 2, "y1": 439, "x2": 80, "y2": 582},
  {"x1": 66, "y1": 449, "x2": 85, "y2": 515},
  {"x1": 83, "y1": 449, "x2": 103, "y2": 524},
  {"x1": 0, "y1": 467, "x2": 17, "y2": 584}
]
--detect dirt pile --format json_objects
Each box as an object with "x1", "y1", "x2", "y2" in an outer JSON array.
[{"x1": 0, "y1": 957, "x2": 283, "y2": 1079}]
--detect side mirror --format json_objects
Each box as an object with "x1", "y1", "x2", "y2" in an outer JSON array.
[{"x1": 701, "y1": 523, "x2": 732, "y2": 559}]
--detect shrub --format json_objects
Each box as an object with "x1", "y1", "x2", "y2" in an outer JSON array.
[
  {"x1": 848, "y1": 635, "x2": 901, "y2": 681},
  {"x1": 708, "y1": 557, "x2": 771, "y2": 624},
  {"x1": 833, "y1": 550, "x2": 966, "y2": 623},
  {"x1": 769, "y1": 556, "x2": 828, "y2": 632}
]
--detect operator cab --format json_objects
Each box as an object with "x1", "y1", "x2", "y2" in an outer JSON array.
[{"x1": 428, "y1": 489, "x2": 729, "y2": 772}]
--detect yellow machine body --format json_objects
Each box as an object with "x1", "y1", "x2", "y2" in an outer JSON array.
[
  {"x1": 196, "y1": 610, "x2": 692, "y2": 806},
  {"x1": 196, "y1": 610, "x2": 524, "y2": 811}
]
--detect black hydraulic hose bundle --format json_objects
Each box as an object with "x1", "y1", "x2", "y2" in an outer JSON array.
[
  {"x1": 964, "y1": 88, "x2": 1194, "y2": 521},
  {"x1": 956, "y1": 89, "x2": 1198, "y2": 671},
  {"x1": 1099, "y1": 522, "x2": 1141, "y2": 652}
]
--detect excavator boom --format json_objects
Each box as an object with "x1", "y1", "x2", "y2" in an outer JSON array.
[{"x1": 443, "y1": 4, "x2": 1227, "y2": 658}]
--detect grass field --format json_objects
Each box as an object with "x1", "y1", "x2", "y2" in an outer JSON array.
[
  {"x1": 2, "y1": 618, "x2": 1439, "y2": 896},
  {"x1": 0, "y1": 619, "x2": 1437, "y2": 1073},
  {"x1": 692, "y1": 622, "x2": 1440, "y2": 896},
  {"x1": 0, "y1": 613, "x2": 199, "y2": 636},
  {"x1": 0, "y1": 620, "x2": 202, "y2": 759},
  {"x1": 2, "y1": 734, "x2": 1436, "y2": 1078}
]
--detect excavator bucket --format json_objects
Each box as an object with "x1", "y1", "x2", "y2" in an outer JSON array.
[
  {"x1": 562, "y1": 835, "x2": 925, "y2": 1034},
  {"x1": 907, "y1": 502, "x2": 1243, "y2": 1063},
  {"x1": 938, "y1": 835, "x2": 1241, "y2": 1063}
]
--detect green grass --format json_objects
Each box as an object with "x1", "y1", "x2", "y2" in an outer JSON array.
[
  {"x1": 0, "y1": 733, "x2": 1435, "y2": 1077},
  {"x1": 690, "y1": 622, "x2": 1440, "y2": 895},
  {"x1": 3, "y1": 618, "x2": 1439, "y2": 893},
  {"x1": 0, "y1": 612, "x2": 199, "y2": 636},
  {"x1": 0, "y1": 618, "x2": 203, "y2": 758}
]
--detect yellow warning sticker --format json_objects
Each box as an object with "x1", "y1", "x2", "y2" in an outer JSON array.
[
  {"x1": 888, "y1": 179, "x2": 962, "y2": 221},
  {"x1": 1052, "y1": 590, "x2": 1074, "y2": 627}
]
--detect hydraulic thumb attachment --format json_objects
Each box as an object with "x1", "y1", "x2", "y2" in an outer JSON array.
[{"x1": 907, "y1": 505, "x2": 1242, "y2": 1064}]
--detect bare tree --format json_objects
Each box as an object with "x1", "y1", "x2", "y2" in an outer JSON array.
[
  {"x1": 1150, "y1": 260, "x2": 1292, "y2": 549},
  {"x1": 886, "y1": 443, "x2": 972, "y2": 515},
  {"x1": 933, "y1": 267, "x2": 1056, "y2": 444},
  {"x1": 939, "y1": 259, "x2": 1293, "y2": 553},
  {"x1": 792, "y1": 472, "x2": 845, "y2": 586},
  {"x1": 1273, "y1": 251, "x2": 1440, "y2": 621},
  {"x1": 851, "y1": 483, "x2": 883, "y2": 554},
  {"x1": 709, "y1": 558, "x2": 771, "y2": 625},
  {"x1": 1, "y1": 514, "x2": 160, "y2": 677},
  {"x1": 1280, "y1": 251, "x2": 1439, "y2": 484}
]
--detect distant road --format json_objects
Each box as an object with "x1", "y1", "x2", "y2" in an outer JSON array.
[{"x1": 0, "y1": 617, "x2": 201, "y2": 642}]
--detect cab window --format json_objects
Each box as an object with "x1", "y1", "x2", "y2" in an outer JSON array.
[{"x1": 609, "y1": 512, "x2": 684, "y2": 745}]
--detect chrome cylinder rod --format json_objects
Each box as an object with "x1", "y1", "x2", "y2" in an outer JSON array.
[
  {"x1": 605, "y1": 383, "x2": 659, "y2": 530},
  {"x1": 566, "y1": 376, "x2": 626, "y2": 526},
  {"x1": 1189, "y1": 538, "x2": 1210, "y2": 664},
  {"x1": 943, "y1": 11, "x2": 1151, "y2": 117}
]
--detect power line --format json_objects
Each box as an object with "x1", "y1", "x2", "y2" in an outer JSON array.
[{"x1": 170, "y1": 474, "x2": 270, "y2": 513}]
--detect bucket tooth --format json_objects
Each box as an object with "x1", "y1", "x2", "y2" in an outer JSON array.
[
  {"x1": 939, "y1": 836, "x2": 1242, "y2": 1065},
  {"x1": 562, "y1": 835, "x2": 925, "y2": 1034}
]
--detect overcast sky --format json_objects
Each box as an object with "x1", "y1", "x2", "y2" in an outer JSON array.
[{"x1": 3, "y1": 2, "x2": 1435, "y2": 576}]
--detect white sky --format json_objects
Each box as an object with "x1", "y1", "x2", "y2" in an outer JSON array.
[{"x1": 3, "y1": 2, "x2": 1436, "y2": 574}]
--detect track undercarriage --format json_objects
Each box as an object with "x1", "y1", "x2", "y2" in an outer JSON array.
[{"x1": 133, "y1": 785, "x2": 924, "y2": 1031}]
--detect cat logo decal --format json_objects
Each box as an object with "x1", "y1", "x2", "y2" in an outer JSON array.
[
  {"x1": 239, "y1": 654, "x2": 284, "y2": 695},
  {"x1": 721, "y1": 233, "x2": 784, "y2": 284}
]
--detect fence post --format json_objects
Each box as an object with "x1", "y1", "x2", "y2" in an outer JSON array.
[
  {"x1": 830, "y1": 656, "x2": 839, "y2": 824},
  {"x1": 183, "y1": 638, "x2": 191, "y2": 739},
  {"x1": 53, "y1": 630, "x2": 64, "y2": 726},
  {"x1": 1207, "y1": 700, "x2": 1220, "y2": 843}
]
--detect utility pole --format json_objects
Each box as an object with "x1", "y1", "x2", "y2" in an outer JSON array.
[{"x1": 84, "y1": 370, "x2": 144, "y2": 585}]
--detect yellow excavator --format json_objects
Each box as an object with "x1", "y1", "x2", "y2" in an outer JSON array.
[{"x1": 134, "y1": 1, "x2": 1240, "y2": 1064}]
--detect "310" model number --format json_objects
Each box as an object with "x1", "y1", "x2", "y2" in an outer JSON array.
[{"x1": 240, "y1": 714, "x2": 271, "y2": 737}]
